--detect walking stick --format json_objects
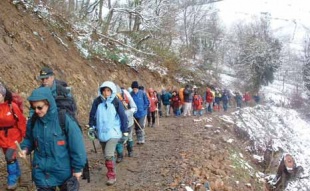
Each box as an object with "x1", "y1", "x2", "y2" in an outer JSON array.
[
  {"x1": 156, "y1": 103, "x2": 159, "y2": 127},
  {"x1": 15, "y1": 141, "x2": 32, "y2": 170}
]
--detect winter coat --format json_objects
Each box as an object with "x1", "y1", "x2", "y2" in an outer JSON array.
[
  {"x1": 90, "y1": 81, "x2": 128, "y2": 142},
  {"x1": 221, "y1": 91, "x2": 229, "y2": 103},
  {"x1": 171, "y1": 95, "x2": 181, "y2": 109},
  {"x1": 183, "y1": 87, "x2": 193, "y2": 103},
  {"x1": 131, "y1": 89, "x2": 150, "y2": 119},
  {"x1": 204, "y1": 88, "x2": 214, "y2": 103},
  {"x1": 161, "y1": 91, "x2": 172, "y2": 106},
  {"x1": 192, "y1": 94, "x2": 203, "y2": 110},
  {"x1": 214, "y1": 92, "x2": 222, "y2": 104},
  {"x1": 122, "y1": 89, "x2": 137, "y2": 127},
  {"x1": 21, "y1": 87, "x2": 86, "y2": 187},
  {"x1": 243, "y1": 92, "x2": 251, "y2": 102},
  {"x1": 147, "y1": 89, "x2": 158, "y2": 112},
  {"x1": 0, "y1": 101, "x2": 26, "y2": 149}
]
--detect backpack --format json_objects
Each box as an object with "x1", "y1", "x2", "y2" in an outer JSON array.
[
  {"x1": 55, "y1": 81, "x2": 77, "y2": 117},
  {"x1": 116, "y1": 89, "x2": 130, "y2": 105}
]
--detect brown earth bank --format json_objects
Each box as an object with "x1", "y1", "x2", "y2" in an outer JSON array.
[
  {"x1": 0, "y1": 112, "x2": 264, "y2": 191},
  {"x1": 0, "y1": 0, "x2": 170, "y2": 122}
]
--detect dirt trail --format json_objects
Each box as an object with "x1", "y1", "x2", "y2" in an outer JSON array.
[{"x1": 0, "y1": 111, "x2": 260, "y2": 191}]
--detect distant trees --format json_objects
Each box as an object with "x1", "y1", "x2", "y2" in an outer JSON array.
[
  {"x1": 303, "y1": 36, "x2": 310, "y2": 95},
  {"x1": 227, "y1": 18, "x2": 282, "y2": 92}
]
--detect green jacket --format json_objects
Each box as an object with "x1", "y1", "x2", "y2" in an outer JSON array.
[{"x1": 21, "y1": 87, "x2": 86, "y2": 187}]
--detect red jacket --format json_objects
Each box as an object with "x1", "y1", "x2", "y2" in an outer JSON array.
[
  {"x1": 243, "y1": 93, "x2": 251, "y2": 102},
  {"x1": 0, "y1": 101, "x2": 26, "y2": 149},
  {"x1": 147, "y1": 91, "x2": 158, "y2": 112}
]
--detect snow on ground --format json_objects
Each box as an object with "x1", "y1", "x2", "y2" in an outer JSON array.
[{"x1": 229, "y1": 105, "x2": 310, "y2": 190}]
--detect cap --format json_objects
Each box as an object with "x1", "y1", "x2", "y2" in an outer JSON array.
[
  {"x1": 38, "y1": 67, "x2": 54, "y2": 79},
  {"x1": 131, "y1": 81, "x2": 139, "y2": 89}
]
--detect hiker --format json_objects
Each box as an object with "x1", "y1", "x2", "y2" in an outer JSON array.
[
  {"x1": 253, "y1": 93, "x2": 260, "y2": 104},
  {"x1": 214, "y1": 89, "x2": 222, "y2": 111},
  {"x1": 154, "y1": 90, "x2": 162, "y2": 117},
  {"x1": 204, "y1": 87, "x2": 214, "y2": 114},
  {"x1": 192, "y1": 91, "x2": 203, "y2": 116},
  {"x1": 115, "y1": 86, "x2": 137, "y2": 163},
  {"x1": 130, "y1": 81, "x2": 149, "y2": 144},
  {"x1": 0, "y1": 83, "x2": 26, "y2": 190},
  {"x1": 147, "y1": 88, "x2": 158, "y2": 127},
  {"x1": 170, "y1": 91, "x2": 181, "y2": 117},
  {"x1": 88, "y1": 81, "x2": 128, "y2": 185},
  {"x1": 221, "y1": 89, "x2": 229, "y2": 112},
  {"x1": 161, "y1": 88, "x2": 172, "y2": 117},
  {"x1": 235, "y1": 92, "x2": 243, "y2": 108},
  {"x1": 19, "y1": 87, "x2": 86, "y2": 190},
  {"x1": 183, "y1": 84, "x2": 193, "y2": 117},
  {"x1": 30, "y1": 67, "x2": 77, "y2": 117},
  {"x1": 243, "y1": 91, "x2": 251, "y2": 106}
]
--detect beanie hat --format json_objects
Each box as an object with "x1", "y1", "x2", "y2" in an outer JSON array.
[
  {"x1": 131, "y1": 81, "x2": 139, "y2": 89},
  {"x1": 0, "y1": 83, "x2": 6, "y2": 96}
]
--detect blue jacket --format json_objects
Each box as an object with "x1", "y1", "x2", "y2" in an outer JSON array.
[
  {"x1": 130, "y1": 90, "x2": 149, "y2": 119},
  {"x1": 21, "y1": 87, "x2": 86, "y2": 187},
  {"x1": 89, "y1": 81, "x2": 128, "y2": 142}
]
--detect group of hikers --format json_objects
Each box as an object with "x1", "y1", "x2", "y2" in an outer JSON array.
[{"x1": 0, "y1": 67, "x2": 260, "y2": 190}]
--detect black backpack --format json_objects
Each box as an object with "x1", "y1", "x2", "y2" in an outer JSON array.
[{"x1": 55, "y1": 80, "x2": 77, "y2": 118}]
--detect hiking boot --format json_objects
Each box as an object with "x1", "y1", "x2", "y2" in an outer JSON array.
[
  {"x1": 105, "y1": 160, "x2": 116, "y2": 186},
  {"x1": 127, "y1": 141, "x2": 134, "y2": 157},
  {"x1": 116, "y1": 154, "x2": 123, "y2": 163},
  {"x1": 128, "y1": 151, "x2": 133, "y2": 157},
  {"x1": 151, "y1": 123, "x2": 155, "y2": 128}
]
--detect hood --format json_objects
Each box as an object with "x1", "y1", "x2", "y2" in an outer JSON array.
[
  {"x1": 27, "y1": 87, "x2": 57, "y2": 115},
  {"x1": 98, "y1": 81, "x2": 117, "y2": 102}
]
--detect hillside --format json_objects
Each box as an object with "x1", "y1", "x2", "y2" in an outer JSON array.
[{"x1": 0, "y1": 0, "x2": 171, "y2": 122}]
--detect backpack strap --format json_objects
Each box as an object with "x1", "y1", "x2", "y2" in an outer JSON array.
[
  {"x1": 112, "y1": 97, "x2": 120, "y2": 114},
  {"x1": 58, "y1": 109, "x2": 67, "y2": 136}
]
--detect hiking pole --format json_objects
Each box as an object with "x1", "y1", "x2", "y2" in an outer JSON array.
[
  {"x1": 156, "y1": 103, "x2": 159, "y2": 127},
  {"x1": 85, "y1": 125, "x2": 97, "y2": 153},
  {"x1": 122, "y1": 102, "x2": 145, "y2": 133},
  {"x1": 15, "y1": 141, "x2": 32, "y2": 170}
]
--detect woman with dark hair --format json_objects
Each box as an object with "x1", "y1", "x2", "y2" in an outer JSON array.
[{"x1": 0, "y1": 82, "x2": 26, "y2": 190}]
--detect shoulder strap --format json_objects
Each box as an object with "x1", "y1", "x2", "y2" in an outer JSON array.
[
  {"x1": 112, "y1": 97, "x2": 120, "y2": 114},
  {"x1": 58, "y1": 109, "x2": 66, "y2": 135}
]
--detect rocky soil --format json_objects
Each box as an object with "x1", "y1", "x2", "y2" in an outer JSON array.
[{"x1": 1, "y1": 111, "x2": 265, "y2": 191}]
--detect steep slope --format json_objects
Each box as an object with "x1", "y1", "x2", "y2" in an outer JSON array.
[{"x1": 0, "y1": 0, "x2": 165, "y2": 121}]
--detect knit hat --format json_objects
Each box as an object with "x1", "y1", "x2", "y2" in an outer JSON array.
[
  {"x1": 131, "y1": 81, "x2": 139, "y2": 89},
  {"x1": 38, "y1": 67, "x2": 54, "y2": 79},
  {"x1": 0, "y1": 83, "x2": 6, "y2": 96}
]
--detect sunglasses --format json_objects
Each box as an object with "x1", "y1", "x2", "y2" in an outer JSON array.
[{"x1": 32, "y1": 105, "x2": 46, "y2": 111}]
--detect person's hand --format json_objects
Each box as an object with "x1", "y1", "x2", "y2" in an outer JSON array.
[
  {"x1": 87, "y1": 127, "x2": 96, "y2": 141},
  {"x1": 73, "y1": 172, "x2": 82, "y2": 180},
  {"x1": 120, "y1": 132, "x2": 129, "y2": 144},
  {"x1": 18, "y1": 150, "x2": 27, "y2": 159}
]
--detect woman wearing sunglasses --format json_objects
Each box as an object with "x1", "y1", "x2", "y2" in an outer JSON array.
[
  {"x1": 19, "y1": 87, "x2": 86, "y2": 191},
  {"x1": 0, "y1": 83, "x2": 26, "y2": 190}
]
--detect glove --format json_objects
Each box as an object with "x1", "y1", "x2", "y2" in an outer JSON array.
[
  {"x1": 87, "y1": 127, "x2": 97, "y2": 141},
  {"x1": 120, "y1": 132, "x2": 129, "y2": 144}
]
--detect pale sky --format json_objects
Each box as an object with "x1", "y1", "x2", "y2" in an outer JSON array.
[{"x1": 215, "y1": 0, "x2": 310, "y2": 48}]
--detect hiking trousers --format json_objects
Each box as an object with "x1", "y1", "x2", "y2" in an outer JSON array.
[{"x1": 100, "y1": 138, "x2": 119, "y2": 160}]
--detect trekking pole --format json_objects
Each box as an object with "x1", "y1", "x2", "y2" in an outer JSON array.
[
  {"x1": 156, "y1": 103, "x2": 159, "y2": 127},
  {"x1": 85, "y1": 125, "x2": 97, "y2": 153},
  {"x1": 15, "y1": 141, "x2": 32, "y2": 170},
  {"x1": 122, "y1": 102, "x2": 145, "y2": 133}
]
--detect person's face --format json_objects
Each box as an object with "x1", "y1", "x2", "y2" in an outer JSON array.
[
  {"x1": 41, "y1": 76, "x2": 55, "y2": 87},
  {"x1": 31, "y1": 101, "x2": 49, "y2": 117},
  {"x1": 0, "y1": 94, "x2": 4, "y2": 103},
  {"x1": 133, "y1": 88, "x2": 139, "y2": 93},
  {"x1": 102, "y1": 87, "x2": 112, "y2": 98}
]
